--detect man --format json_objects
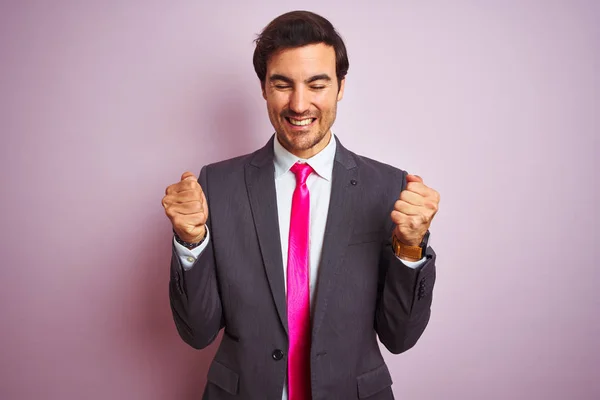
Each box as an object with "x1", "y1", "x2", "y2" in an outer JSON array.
[{"x1": 162, "y1": 10, "x2": 440, "y2": 400}]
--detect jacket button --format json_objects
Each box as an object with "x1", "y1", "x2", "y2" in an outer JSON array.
[{"x1": 272, "y1": 349, "x2": 284, "y2": 360}]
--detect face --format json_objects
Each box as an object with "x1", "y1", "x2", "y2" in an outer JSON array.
[{"x1": 262, "y1": 43, "x2": 345, "y2": 159}]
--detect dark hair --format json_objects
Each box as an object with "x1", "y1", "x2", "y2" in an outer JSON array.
[{"x1": 253, "y1": 10, "x2": 349, "y2": 89}]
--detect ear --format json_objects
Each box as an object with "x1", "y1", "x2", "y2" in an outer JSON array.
[
  {"x1": 261, "y1": 81, "x2": 267, "y2": 100},
  {"x1": 337, "y1": 78, "x2": 346, "y2": 101}
]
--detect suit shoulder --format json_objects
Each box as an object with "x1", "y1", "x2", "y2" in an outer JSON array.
[
  {"x1": 344, "y1": 149, "x2": 408, "y2": 197},
  {"x1": 200, "y1": 148, "x2": 258, "y2": 177},
  {"x1": 351, "y1": 151, "x2": 406, "y2": 180}
]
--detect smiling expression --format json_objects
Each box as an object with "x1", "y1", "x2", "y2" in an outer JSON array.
[{"x1": 262, "y1": 43, "x2": 345, "y2": 159}]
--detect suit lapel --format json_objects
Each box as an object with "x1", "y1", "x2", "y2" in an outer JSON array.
[
  {"x1": 244, "y1": 135, "x2": 359, "y2": 338},
  {"x1": 311, "y1": 137, "x2": 358, "y2": 340},
  {"x1": 245, "y1": 136, "x2": 288, "y2": 335}
]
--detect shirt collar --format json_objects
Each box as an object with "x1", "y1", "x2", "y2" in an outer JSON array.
[{"x1": 273, "y1": 133, "x2": 337, "y2": 181}]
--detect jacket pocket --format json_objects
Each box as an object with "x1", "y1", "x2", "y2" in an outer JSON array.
[
  {"x1": 207, "y1": 360, "x2": 239, "y2": 395},
  {"x1": 356, "y1": 363, "x2": 393, "y2": 398}
]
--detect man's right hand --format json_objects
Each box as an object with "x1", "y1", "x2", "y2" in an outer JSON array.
[{"x1": 162, "y1": 171, "x2": 208, "y2": 243}]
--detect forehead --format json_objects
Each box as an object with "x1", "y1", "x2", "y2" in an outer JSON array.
[{"x1": 267, "y1": 43, "x2": 336, "y2": 78}]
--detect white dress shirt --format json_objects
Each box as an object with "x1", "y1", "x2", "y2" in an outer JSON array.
[{"x1": 173, "y1": 133, "x2": 425, "y2": 399}]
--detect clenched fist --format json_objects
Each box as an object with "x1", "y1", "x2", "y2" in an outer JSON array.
[
  {"x1": 162, "y1": 171, "x2": 208, "y2": 243},
  {"x1": 391, "y1": 174, "x2": 440, "y2": 247}
]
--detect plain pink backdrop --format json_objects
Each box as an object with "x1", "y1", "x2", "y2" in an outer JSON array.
[{"x1": 1, "y1": 1, "x2": 598, "y2": 399}]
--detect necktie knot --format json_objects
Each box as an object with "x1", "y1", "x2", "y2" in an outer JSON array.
[{"x1": 290, "y1": 162, "x2": 313, "y2": 186}]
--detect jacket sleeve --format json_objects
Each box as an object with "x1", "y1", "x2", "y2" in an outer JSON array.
[
  {"x1": 374, "y1": 169, "x2": 437, "y2": 354},
  {"x1": 375, "y1": 241, "x2": 436, "y2": 354},
  {"x1": 169, "y1": 165, "x2": 224, "y2": 349}
]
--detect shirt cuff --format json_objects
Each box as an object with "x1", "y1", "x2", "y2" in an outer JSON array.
[
  {"x1": 173, "y1": 227, "x2": 211, "y2": 271},
  {"x1": 395, "y1": 255, "x2": 426, "y2": 269}
]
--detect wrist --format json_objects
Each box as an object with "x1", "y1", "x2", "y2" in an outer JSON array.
[{"x1": 174, "y1": 226, "x2": 207, "y2": 250}]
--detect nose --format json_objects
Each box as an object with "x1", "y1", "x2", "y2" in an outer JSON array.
[{"x1": 288, "y1": 87, "x2": 310, "y2": 115}]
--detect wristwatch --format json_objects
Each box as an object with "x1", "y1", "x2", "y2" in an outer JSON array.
[
  {"x1": 392, "y1": 230, "x2": 429, "y2": 260},
  {"x1": 174, "y1": 227, "x2": 207, "y2": 250}
]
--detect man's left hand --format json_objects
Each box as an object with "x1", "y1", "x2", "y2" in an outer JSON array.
[{"x1": 391, "y1": 174, "x2": 440, "y2": 247}]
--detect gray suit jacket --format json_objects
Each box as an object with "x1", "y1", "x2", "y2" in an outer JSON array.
[{"x1": 169, "y1": 135, "x2": 436, "y2": 400}]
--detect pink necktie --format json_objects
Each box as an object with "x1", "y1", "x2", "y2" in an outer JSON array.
[{"x1": 287, "y1": 162, "x2": 313, "y2": 400}]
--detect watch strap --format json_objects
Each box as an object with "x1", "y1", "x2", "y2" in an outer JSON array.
[
  {"x1": 174, "y1": 227, "x2": 207, "y2": 250},
  {"x1": 392, "y1": 234, "x2": 423, "y2": 260}
]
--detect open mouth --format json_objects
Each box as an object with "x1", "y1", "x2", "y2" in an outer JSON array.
[{"x1": 285, "y1": 117, "x2": 316, "y2": 127}]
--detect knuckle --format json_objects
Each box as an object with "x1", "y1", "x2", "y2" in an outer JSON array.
[
  {"x1": 191, "y1": 201, "x2": 202, "y2": 213},
  {"x1": 171, "y1": 214, "x2": 182, "y2": 227},
  {"x1": 409, "y1": 216, "x2": 420, "y2": 229},
  {"x1": 425, "y1": 200, "x2": 438, "y2": 212}
]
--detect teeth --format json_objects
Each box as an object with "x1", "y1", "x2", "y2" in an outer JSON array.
[{"x1": 288, "y1": 118, "x2": 313, "y2": 126}]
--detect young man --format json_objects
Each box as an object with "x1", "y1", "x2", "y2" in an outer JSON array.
[{"x1": 162, "y1": 10, "x2": 440, "y2": 400}]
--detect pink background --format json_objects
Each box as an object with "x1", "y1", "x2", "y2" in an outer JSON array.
[{"x1": 1, "y1": 1, "x2": 598, "y2": 399}]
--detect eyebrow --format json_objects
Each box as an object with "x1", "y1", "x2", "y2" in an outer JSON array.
[{"x1": 268, "y1": 73, "x2": 332, "y2": 84}]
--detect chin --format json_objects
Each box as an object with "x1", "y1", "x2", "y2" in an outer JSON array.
[{"x1": 282, "y1": 131, "x2": 321, "y2": 151}]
